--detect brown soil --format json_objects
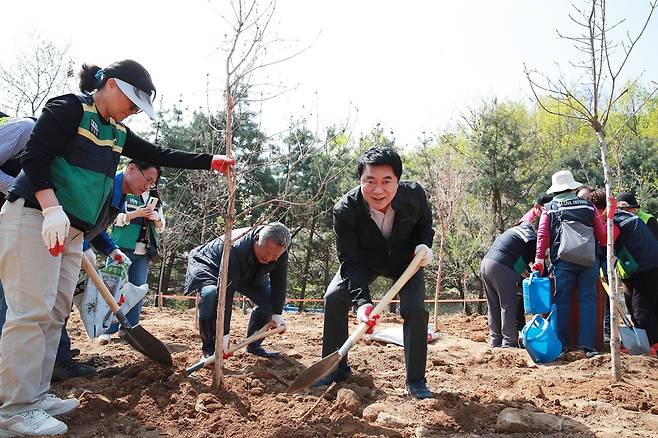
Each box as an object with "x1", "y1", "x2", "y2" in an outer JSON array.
[{"x1": 53, "y1": 309, "x2": 658, "y2": 437}]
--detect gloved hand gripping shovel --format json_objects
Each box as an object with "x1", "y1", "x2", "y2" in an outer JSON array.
[
  {"x1": 81, "y1": 254, "x2": 173, "y2": 366},
  {"x1": 599, "y1": 271, "x2": 650, "y2": 355},
  {"x1": 185, "y1": 322, "x2": 285, "y2": 376},
  {"x1": 287, "y1": 249, "x2": 426, "y2": 393}
]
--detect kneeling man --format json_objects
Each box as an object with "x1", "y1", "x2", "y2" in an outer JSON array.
[{"x1": 186, "y1": 222, "x2": 290, "y2": 359}]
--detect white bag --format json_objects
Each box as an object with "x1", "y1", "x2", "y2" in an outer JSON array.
[
  {"x1": 73, "y1": 263, "x2": 147, "y2": 338},
  {"x1": 369, "y1": 325, "x2": 439, "y2": 346},
  {"x1": 108, "y1": 282, "x2": 149, "y2": 325}
]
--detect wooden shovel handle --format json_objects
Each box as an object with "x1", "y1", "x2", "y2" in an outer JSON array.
[
  {"x1": 228, "y1": 324, "x2": 285, "y2": 354},
  {"x1": 599, "y1": 273, "x2": 633, "y2": 327},
  {"x1": 338, "y1": 249, "x2": 426, "y2": 357},
  {"x1": 81, "y1": 253, "x2": 121, "y2": 314},
  {"x1": 187, "y1": 322, "x2": 285, "y2": 374}
]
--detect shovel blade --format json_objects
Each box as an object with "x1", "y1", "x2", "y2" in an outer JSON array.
[
  {"x1": 287, "y1": 351, "x2": 342, "y2": 394},
  {"x1": 633, "y1": 327, "x2": 651, "y2": 355},
  {"x1": 619, "y1": 326, "x2": 651, "y2": 356},
  {"x1": 120, "y1": 324, "x2": 173, "y2": 366},
  {"x1": 619, "y1": 326, "x2": 641, "y2": 355}
]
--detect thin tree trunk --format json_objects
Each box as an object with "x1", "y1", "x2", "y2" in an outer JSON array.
[
  {"x1": 298, "y1": 215, "x2": 317, "y2": 312},
  {"x1": 492, "y1": 187, "x2": 503, "y2": 235},
  {"x1": 213, "y1": 85, "x2": 237, "y2": 388},
  {"x1": 157, "y1": 254, "x2": 166, "y2": 308},
  {"x1": 477, "y1": 282, "x2": 484, "y2": 314},
  {"x1": 596, "y1": 129, "x2": 622, "y2": 381},
  {"x1": 433, "y1": 224, "x2": 446, "y2": 331},
  {"x1": 461, "y1": 271, "x2": 470, "y2": 315},
  {"x1": 322, "y1": 243, "x2": 331, "y2": 292},
  {"x1": 163, "y1": 255, "x2": 175, "y2": 296}
]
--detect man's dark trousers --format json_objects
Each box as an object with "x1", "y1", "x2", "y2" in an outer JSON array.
[
  {"x1": 321, "y1": 269, "x2": 428, "y2": 380},
  {"x1": 198, "y1": 280, "x2": 273, "y2": 355}
]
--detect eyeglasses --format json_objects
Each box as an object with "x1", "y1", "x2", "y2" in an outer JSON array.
[
  {"x1": 129, "y1": 101, "x2": 142, "y2": 114},
  {"x1": 137, "y1": 167, "x2": 157, "y2": 188}
]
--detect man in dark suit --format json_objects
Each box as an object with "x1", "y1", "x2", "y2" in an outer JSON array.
[
  {"x1": 315, "y1": 147, "x2": 434, "y2": 399},
  {"x1": 186, "y1": 222, "x2": 290, "y2": 359}
]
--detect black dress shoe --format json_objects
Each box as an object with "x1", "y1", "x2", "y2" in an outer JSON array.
[
  {"x1": 311, "y1": 365, "x2": 352, "y2": 387},
  {"x1": 246, "y1": 346, "x2": 281, "y2": 358},
  {"x1": 52, "y1": 359, "x2": 96, "y2": 382},
  {"x1": 405, "y1": 378, "x2": 433, "y2": 399}
]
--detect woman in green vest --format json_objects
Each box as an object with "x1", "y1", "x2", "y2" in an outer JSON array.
[
  {"x1": 0, "y1": 59, "x2": 234, "y2": 437},
  {"x1": 99, "y1": 161, "x2": 164, "y2": 344}
]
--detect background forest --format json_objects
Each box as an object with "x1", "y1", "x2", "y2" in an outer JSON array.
[
  {"x1": 2, "y1": 33, "x2": 658, "y2": 316},
  {"x1": 117, "y1": 86, "x2": 658, "y2": 313}
]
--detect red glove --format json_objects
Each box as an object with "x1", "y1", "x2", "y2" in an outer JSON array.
[
  {"x1": 531, "y1": 260, "x2": 545, "y2": 277},
  {"x1": 357, "y1": 303, "x2": 380, "y2": 334},
  {"x1": 211, "y1": 155, "x2": 236, "y2": 175},
  {"x1": 48, "y1": 241, "x2": 66, "y2": 257},
  {"x1": 110, "y1": 249, "x2": 130, "y2": 264},
  {"x1": 607, "y1": 197, "x2": 617, "y2": 220}
]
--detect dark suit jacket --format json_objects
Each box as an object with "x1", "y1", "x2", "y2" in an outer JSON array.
[{"x1": 333, "y1": 181, "x2": 434, "y2": 307}]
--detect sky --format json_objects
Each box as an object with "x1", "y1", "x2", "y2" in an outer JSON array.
[{"x1": 2, "y1": 0, "x2": 657, "y2": 146}]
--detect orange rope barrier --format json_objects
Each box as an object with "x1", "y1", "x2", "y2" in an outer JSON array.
[{"x1": 158, "y1": 294, "x2": 486, "y2": 305}]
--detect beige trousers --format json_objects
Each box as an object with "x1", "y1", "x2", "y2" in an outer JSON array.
[{"x1": 0, "y1": 199, "x2": 83, "y2": 415}]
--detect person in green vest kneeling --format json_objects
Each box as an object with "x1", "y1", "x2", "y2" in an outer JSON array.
[{"x1": 98, "y1": 161, "x2": 164, "y2": 344}]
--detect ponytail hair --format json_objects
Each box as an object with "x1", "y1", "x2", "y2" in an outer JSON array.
[{"x1": 78, "y1": 63, "x2": 105, "y2": 93}]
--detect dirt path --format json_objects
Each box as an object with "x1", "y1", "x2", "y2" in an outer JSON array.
[{"x1": 52, "y1": 309, "x2": 658, "y2": 437}]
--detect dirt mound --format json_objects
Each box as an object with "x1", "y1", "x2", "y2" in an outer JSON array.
[{"x1": 51, "y1": 308, "x2": 658, "y2": 437}]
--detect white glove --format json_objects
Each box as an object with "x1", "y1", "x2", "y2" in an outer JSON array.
[
  {"x1": 42, "y1": 206, "x2": 70, "y2": 255},
  {"x1": 271, "y1": 314, "x2": 286, "y2": 333},
  {"x1": 415, "y1": 244, "x2": 433, "y2": 266},
  {"x1": 84, "y1": 248, "x2": 98, "y2": 266},
  {"x1": 115, "y1": 212, "x2": 129, "y2": 227},
  {"x1": 222, "y1": 334, "x2": 233, "y2": 359},
  {"x1": 356, "y1": 303, "x2": 374, "y2": 324},
  {"x1": 110, "y1": 248, "x2": 130, "y2": 264},
  {"x1": 357, "y1": 303, "x2": 379, "y2": 334}
]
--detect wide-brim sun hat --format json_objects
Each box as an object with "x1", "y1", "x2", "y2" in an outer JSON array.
[
  {"x1": 114, "y1": 78, "x2": 156, "y2": 120},
  {"x1": 546, "y1": 170, "x2": 583, "y2": 195}
]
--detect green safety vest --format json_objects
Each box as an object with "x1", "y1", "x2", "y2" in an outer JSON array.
[
  {"x1": 112, "y1": 193, "x2": 160, "y2": 251},
  {"x1": 48, "y1": 96, "x2": 127, "y2": 229}
]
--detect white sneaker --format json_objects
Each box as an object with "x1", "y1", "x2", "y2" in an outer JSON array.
[
  {"x1": 33, "y1": 394, "x2": 80, "y2": 417},
  {"x1": 0, "y1": 409, "x2": 67, "y2": 437},
  {"x1": 97, "y1": 334, "x2": 111, "y2": 345},
  {"x1": 117, "y1": 329, "x2": 126, "y2": 337}
]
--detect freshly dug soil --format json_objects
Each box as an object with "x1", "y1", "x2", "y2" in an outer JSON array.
[{"x1": 53, "y1": 308, "x2": 658, "y2": 437}]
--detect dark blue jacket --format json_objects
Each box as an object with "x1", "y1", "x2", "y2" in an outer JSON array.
[
  {"x1": 484, "y1": 223, "x2": 537, "y2": 275},
  {"x1": 613, "y1": 210, "x2": 658, "y2": 275},
  {"x1": 184, "y1": 226, "x2": 289, "y2": 314}
]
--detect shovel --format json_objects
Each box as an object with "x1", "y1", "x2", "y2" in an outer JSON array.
[
  {"x1": 81, "y1": 254, "x2": 173, "y2": 366},
  {"x1": 599, "y1": 272, "x2": 650, "y2": 355},
  {"x1": 287, "y1": 249, "x2": 426, "y2": 393},
  {"x1": 185, "y1": 322, "x2": 285, "y2": 375}
]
